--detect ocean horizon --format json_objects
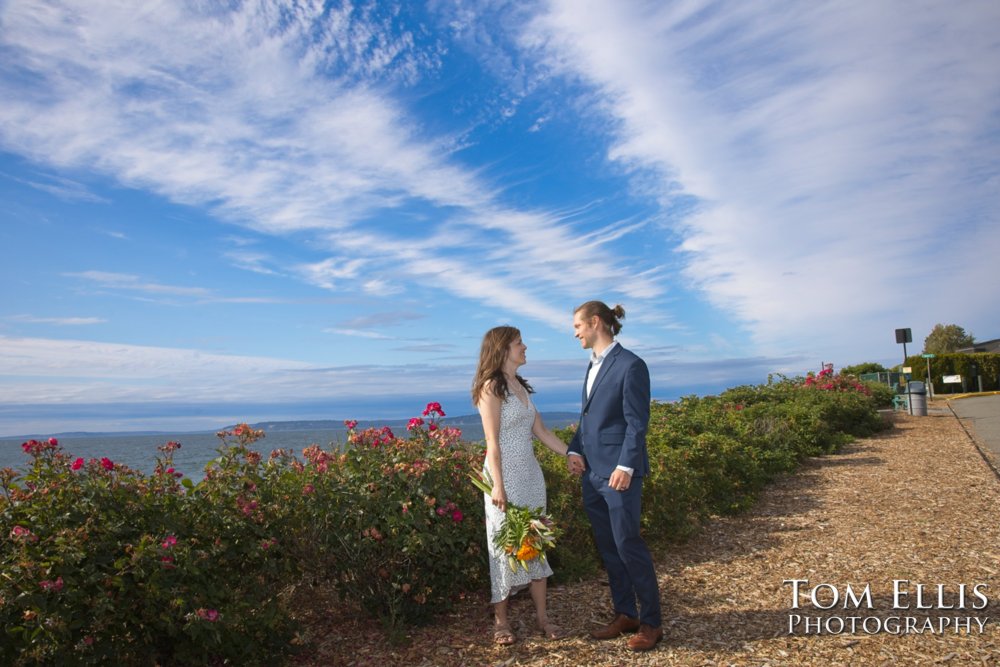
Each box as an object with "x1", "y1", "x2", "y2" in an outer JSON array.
[{"x1": 0, "y1": 413, "x2": 580, "y2": 481}]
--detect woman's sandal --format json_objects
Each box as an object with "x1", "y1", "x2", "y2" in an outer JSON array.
[
  {"x1": 493, "y1": 624, "x2": 516, "y2": 646},
  {"x1": 538, "y1": 621, "x2": 565, "y2": 640}
]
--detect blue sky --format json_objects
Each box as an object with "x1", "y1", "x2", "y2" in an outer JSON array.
[{"x1": 1, "y1": 0, "x2": 998, "y2": 436}]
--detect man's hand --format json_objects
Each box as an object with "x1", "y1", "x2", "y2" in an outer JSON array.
[
  {"x1": 567, "y1": 454, "x2": 585, "y2": 476},
  {"x1": 609, "y1": 469, "x2": 632, "y2": 492}
]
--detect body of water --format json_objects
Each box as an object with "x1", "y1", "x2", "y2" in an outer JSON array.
[
  {"x1": 0, "y1": 411, "x2": 594, "y2": 484},
  {"x1": 1, "y1": 424, "x2": 490, "y2": 483},
  {"x1": 1, "y1": 430, "x2": 342, "y2": 482}
]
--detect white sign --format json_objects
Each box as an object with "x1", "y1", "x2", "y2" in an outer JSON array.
[
  {"x1": 942, "y1": 375, "x2": 962, "y2": 384},
  {"x1": 902, "y1": 367, "x2": 912, "y2": 373}
]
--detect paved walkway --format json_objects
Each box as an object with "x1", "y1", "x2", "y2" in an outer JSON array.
[{"x1": 948, "y1": 393, "x2": 1000, "y2": 461}]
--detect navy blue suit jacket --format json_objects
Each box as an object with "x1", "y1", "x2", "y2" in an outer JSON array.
[{"x1": 568, "y1": 344, "x2": 651, "y2": 479}]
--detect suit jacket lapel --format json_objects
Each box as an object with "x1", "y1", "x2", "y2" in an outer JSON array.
[{"x1": 584, "y1": 345, "x2": 620, "y2": 411}]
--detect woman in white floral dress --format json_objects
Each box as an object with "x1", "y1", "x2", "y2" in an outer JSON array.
[{"x1": 472, "y1": 325, "x2": 571, "y2": 645}]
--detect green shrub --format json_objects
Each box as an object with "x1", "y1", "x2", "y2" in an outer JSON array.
[
  {"x1": 1, "y1": 435, "x2": 295, "y2": 666},
  {"x1": 864, "y1": 381, "x2": 895, "y2": 408},
  {"x1": 641, "y1": 439, "x2": 708, "y2": 540},
  {"x1": 906, "y1": 352, "x2": 1000, "y2": 393},
  {"x1": 2, "y1": 374, "x2": 891, "y2": 660},
  {"x1": 534, "y1": 430, "x2": 600, "y2": 582},
  {"x1": 840, "y1": 361, "x2": 889, "y2": 376},
  {"x1": 317, "y1": 412, "x2": 487, "y2": 637},
  {"x1": 0, "y1": 404, "x2": 488, "y2": 661}
]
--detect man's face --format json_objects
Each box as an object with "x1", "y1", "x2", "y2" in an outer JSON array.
[{"x1": 573, "y1": 311, "x2": 599, "y2": 350}]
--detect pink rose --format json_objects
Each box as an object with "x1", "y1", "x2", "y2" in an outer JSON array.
[
  {"x1": 196, "y1": 608, "x2": 219, "y2": 622},
  {"x1": 100, "y1": 457, "x2": 114, "y2": 471},
  {"x1": 71, "y1": 458, "x2": 84, "y2": 470},
  {"x1": 40, "y1": 576, "x2": 64, "y2": 592},
  {"x1": 10, "y1": 525, "x2": 36, "y2": 541},
  {"x1": 422, "y1": 402, "x2": 445, "y2": 417}
]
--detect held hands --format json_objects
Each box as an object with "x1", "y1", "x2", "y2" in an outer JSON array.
[{"x1": 566, "y1": 453, "x2": 585, "y2": 477}]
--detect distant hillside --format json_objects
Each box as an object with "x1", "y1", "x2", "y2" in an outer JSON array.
[
  {"x1": 4, "y1": 413, "x2": 580, "y2": 441},
  {"x1": 3, "y1": 429, "x2": 213, "y2": 440},
  {"x1": 236, "y1": 412, "x2": 579, "y2": 433}
]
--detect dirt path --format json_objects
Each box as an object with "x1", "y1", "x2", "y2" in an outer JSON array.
[{"x1": 295, "y1": 413, "x2": 1000, "y2": 666}]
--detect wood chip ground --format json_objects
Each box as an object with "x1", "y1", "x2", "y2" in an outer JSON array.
[{"x1": 290, "y1": 412, "x2": 1000, "y2": 666}]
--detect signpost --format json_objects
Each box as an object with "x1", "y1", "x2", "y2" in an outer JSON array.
[
  {"x1": 921, "y1": 353, "x2": 935, "y2": 398},
  {"x1": 895, "y1": 328, "x2": 912, "y2": 362},
  {"x1": 895, "y1": 328, "x2": 913, "y2": 414}
]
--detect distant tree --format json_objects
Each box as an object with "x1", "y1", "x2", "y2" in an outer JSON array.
[
  {"x1": 923, "y1": 323, "x2": 975, "y2": 354},
  {"x1": 841, "y1": 362, "x2": 888, "y2": 376}
]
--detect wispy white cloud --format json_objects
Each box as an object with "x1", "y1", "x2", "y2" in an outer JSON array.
[
  {"x1": 295, "y1": 256, "x2": 369, "y2": 290},
  {"x1": 65, "y1": 271, "x2": 212, "y2": 298},
  {"x1": 1, "y1": 0, "x2": 997, "y2": 436},
  {"x1": 523, "y1": 0, "x2": 1000, "y2": 355},
  {"x1": 1, "y1": 171, "x2": 110, "y2": 203},
  {"x1": 324, "y1": 328, "x2": 396, "y2": 340},
  {"x1": 9, "y1": 314, "x2": 106, "y2": 326},
  {"x1": 339, "y1": 312, "x2": 425, "y2": 329},
  {"x1": 0, "y1": 332, "x2": 796, "y2": 414},
  {"x1": 0, "y1": 0, "x2": 664, "y2": 335},
  {"x1": 223, "y1": 249, "x2": 281, "y2": 276},
  {"x1": 0, "y1": 335, "x2": 470, "y2": 406},
  {"x1": 361, "y1": 278, "x2": 403, "y2": 297},
  {"x1": 393, "y1": 343, "x2": 458, "y2": 354}
]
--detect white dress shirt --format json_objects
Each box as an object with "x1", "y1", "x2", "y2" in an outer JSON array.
[
  {"x1": 586, "y1": 340, "x2": 618, "y2": 398},
  {"x1": 577, "y1": 341, "x2": 633, "y2": 477}
]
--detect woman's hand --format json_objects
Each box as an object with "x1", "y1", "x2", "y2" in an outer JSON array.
[{"x1": 491, "y1": 484, "x2": 508, "y2": 512}]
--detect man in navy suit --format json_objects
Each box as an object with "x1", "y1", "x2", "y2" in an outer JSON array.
[{"x1": 566, "y1": 301, "x2": 663, "y2": 651}]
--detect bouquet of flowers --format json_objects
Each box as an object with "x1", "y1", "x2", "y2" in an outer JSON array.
[{"x1": 470, "y1": 467, "x2": 560, "y2": 572}]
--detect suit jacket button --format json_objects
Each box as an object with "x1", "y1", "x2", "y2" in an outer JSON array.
[{"x1": 584, "y1": 411, "x2": 588, "y2": 415}]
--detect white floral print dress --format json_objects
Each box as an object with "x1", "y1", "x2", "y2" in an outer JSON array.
[{"x1": 484, "y1": 392, "x2": 553, "y2": 603}]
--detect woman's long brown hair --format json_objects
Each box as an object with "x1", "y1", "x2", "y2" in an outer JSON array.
[{"x1": 471, "y1": 325, "x2": 534, "y2": 405}]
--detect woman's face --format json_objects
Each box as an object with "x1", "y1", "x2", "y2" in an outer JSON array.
[{"x1": 506, "y1": 335, "x2": 527, "y2": 368}]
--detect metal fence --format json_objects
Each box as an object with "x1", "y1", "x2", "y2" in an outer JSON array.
[{"x1": 858, "y1": 371, "x2": 906, "y2": 391}]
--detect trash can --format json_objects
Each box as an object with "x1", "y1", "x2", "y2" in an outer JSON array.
[{"x1": 907, "y1": 381, "x2": 927, "y2": 416}]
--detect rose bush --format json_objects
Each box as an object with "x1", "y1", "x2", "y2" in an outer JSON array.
[
  {"x1": 2, "y1": 377, "x2": 890, "y2": 660},
  {"x1": 317, "y1": 404, "x2": 487, "y2": 637},
  {"x1": 0, "y1": 403, "x2": 487, "y2": 661},
  {"x1": 0, "y1": 431, "x2": 296, "y2": 665}
]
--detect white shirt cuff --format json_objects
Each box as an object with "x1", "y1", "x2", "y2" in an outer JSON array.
[{"x1": 615, "y1": 465, "x2": 634, "y2": 476}]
